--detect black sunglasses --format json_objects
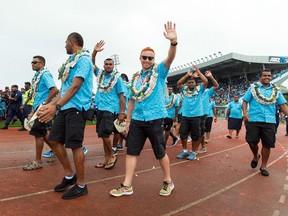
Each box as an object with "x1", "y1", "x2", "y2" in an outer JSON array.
[
  {"x1": 31, "y1": 61, "x2": 41, "y2": 65},
  {"x1": 141, "y1": 56, "x2": 154, "y2": 61}
]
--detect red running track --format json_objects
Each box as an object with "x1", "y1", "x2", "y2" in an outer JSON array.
[{"x1": 0, "y1": 120, "x2": 287, "y2": 216}]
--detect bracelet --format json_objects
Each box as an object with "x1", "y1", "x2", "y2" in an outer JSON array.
[{"x1": 171, "y1": 42, "x2": 178, "y2": 46}]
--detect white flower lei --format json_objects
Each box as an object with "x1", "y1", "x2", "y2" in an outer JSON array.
[
  {"x1": 96, "y1": 70, "x2": 121, "y2": 93},
  {"x1": 183, "y1": 85, "x2": 200, "y2": 97},
  {"x1": 58, "y1": 49, "x2": 90, "y2": 82},
  {"x1": 251, "y1": 82, "x2": 279, "y2": 105},
  {"x1": 166, "y1": 93, "x2": 176, "y2": 109},
  {"x1": 30, "y1": 67, "x2": 49, "y2": 97},
  {"x1": 130, "y1": 64, "x2": 158, "y2": 102}
]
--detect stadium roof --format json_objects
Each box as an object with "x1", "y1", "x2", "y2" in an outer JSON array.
[{"x1": 167, "y1": 52, "x2": 288, "y2": 85}]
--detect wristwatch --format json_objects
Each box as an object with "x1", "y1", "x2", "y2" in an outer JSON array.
[{"x1": 55, "y1": 104, "x2": 61, "y2": 110}]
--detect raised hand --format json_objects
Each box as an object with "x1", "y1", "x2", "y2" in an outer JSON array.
[
  {"x1": 93, "y1": 40, "x2": 105, "y2": 53},
  {"x1": 163, "y1": 21, "x2": 177, "y2": 41},
  {"x1": 205, "y1": 70, "x2": 213, "y2": 77}
]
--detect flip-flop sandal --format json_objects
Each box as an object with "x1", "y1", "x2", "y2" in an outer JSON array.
[
  {"x1": 251, "y1": 155, "x2": 260, "y2": 169},
  {"x1": 105, "y1": 158, "x2": 118, "y2": 170},
  {"x1": 95, "y1": 163, "x2": 106, "y2": 168}
]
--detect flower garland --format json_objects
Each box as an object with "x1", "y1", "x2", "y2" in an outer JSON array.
[
  {"x1": 251, "y1": 82, "x2": 279, "y2": 105},
  {"x1": 183, "y1": 85, "x2": 200, "y2": 97},
  {"x1": 129, "y1": 64, "x2": 158, "y2": 102},
  {"x1": 166, "y1": 93, "x2": 176, "y2": 109},
  {"x1": 58, "y1": 49, "x2": 90, "y2": 82},
  {"x1": 96, "y1": 70, "x2": 120, "y2": 93},
  {"x1": 30, "y1": 67, "x2": 50, "y2": 97}
]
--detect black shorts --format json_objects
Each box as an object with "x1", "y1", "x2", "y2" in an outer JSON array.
[
  {"x1": 179, "y1": 116, "x2": 201, "y2": 141},
  {"x1": 48, "y1": 108, "x2": 86, "y2": 149},
  {"x1": 29, "y1": 119, "x2": 48, "y2": 137},
  {"x1": 228, "y1": 118, "x2": 243, "y2": 130},
  {"x1": 96, "y1": 110, "x2": 118, "y2": 138},
  {"x1": 245, "y1": 122, "x2": 276, "y2": 149},
  {"x1": 126, "y1": 119, "x2": 166, "y2": 160},
  {"x1": 200, "y1": 115, "x2": 207, "y2": 136},
  {"x1": 163, "y1": 118, "x2": 173, "y2": 131},
  {"x1": 177, "y1": 114, "x2": 182, "y2": 123},
  {"x1": 205, "y1": 117, "x2": 213, "y2": 132}
]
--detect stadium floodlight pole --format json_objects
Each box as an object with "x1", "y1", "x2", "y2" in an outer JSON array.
[{"x1": 110, "y1": 54, "x2": 120, "y2": 71}]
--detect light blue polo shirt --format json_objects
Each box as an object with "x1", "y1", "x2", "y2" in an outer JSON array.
[
  {"x1": 181, "y1": 84, "x2": 205, "y2": 117},
  {"x1": 130, "y1": 61, "x2": 168, "y2": 121},
  {"x1": 243, "y1": 83, "x2": 287, "y2": 123},
  {"x1": 227, "y1": 101, "x2": 243, "y2": 119},
  {"x1": 208, "y1": 100, "x2": 216, "y2": 117},
  {"x1": 61, "y1": 56, "x2": 93, "y2": 111},
  {"x1": 203, "y1": 88, "x2": 215, "y2": 115},
  {"x1": 33, "y1": 71, "x2": 56, "y2": 110},
  {"x1": 165, "y1": 93, "x2": 179, "y2": 119},
  {"x1": 94, "y1": 69, "x2": 124, "y2": 114}
]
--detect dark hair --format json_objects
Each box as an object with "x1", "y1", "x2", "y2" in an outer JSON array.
[
  {"x1": 104, "y1": 58, "x2": 114, "y2": 63},
  {"x1": 187, "y1": 77, "x2": 196, "y2": 82},
  {"x1": 33, "y1": 55, "x2": 46, "y2": 65},
  {"x1": 12, "y1": 85, "x2": 18, "y2": 88},
  {"x1": 259, "y1": 69, "x2": 271, "y2": 76},
  {"x1": 68, "y1": 32, "x2": 84, "y2": 47},
  {"x1": 121, "y1": 73, "x2": 129, "y2": 82},
  {"x1": 25, "y1": 82, "x2": 31, "y2": 86}
]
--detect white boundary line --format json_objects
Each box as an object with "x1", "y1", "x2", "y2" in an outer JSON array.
[{"x1": 162, "y1": 151, "x2": 288, "y2": 216}]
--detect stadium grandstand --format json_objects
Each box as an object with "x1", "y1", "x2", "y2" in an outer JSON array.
[{"x1": 167, "y1": 52, "x2": 288, "y2": 115}]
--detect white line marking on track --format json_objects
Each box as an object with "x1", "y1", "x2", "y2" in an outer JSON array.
[
  {"x1": 0, "y1": 142, "x2": 248, "y2": 202},
  {"x1": 279, "y1": 195, "x2": 285, "y2": 204},
  {"x1": 162, "y1": 151, "x2": 288, "y2": 216}
]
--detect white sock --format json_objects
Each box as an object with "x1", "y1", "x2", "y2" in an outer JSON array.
[{"x1": 65, "y1": 175, "x2": 74, "y2": 180}]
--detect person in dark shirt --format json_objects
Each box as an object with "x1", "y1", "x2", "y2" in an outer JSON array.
[{"x1": 1, "y1": 85, "x2": 24, "y2": 129}]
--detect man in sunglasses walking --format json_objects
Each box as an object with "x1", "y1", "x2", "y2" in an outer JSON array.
[
  {"x1": 110, "y1": 21, "x2": 177, "y2": 197},
  {"x1": 23, "y1": 56, "x2": 58, "y2": 171}
]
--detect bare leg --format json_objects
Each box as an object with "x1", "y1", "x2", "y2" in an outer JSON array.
[
  {"x1": 205, "y1": 132, "x2": 210, "y2": 141},
  {"x1": 249, "y1": 143, "x2": 259, "y2": 161},
  {"x1": 102, "y1": 137, "x2": 115, "y2": 164},
  {"x1": 123, "y1": 155, "x2": 137, "y2": 186},
  {"x1": 159, "y1": 154, "x2": 172, "y2": 182},
  {"x1": 72, "y1": 147, "x2": 85, "y2": 185},
  {"x1": 35, "y1": 137, "x2": 44, "y2": 163},
  {"x1": 260, "y1": 146, "x2": 270, "y2": 169},
  {"x1": 49, "y1": 141, "x2": 73, "y2": 176}
]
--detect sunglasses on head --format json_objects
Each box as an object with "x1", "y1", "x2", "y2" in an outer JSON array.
[
  {"x1": 31, "y1": 61, "x2": 41, "y2": 65},
  {"x1": 141, "y1": 56, "x2": 154, "y2": 61}
]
